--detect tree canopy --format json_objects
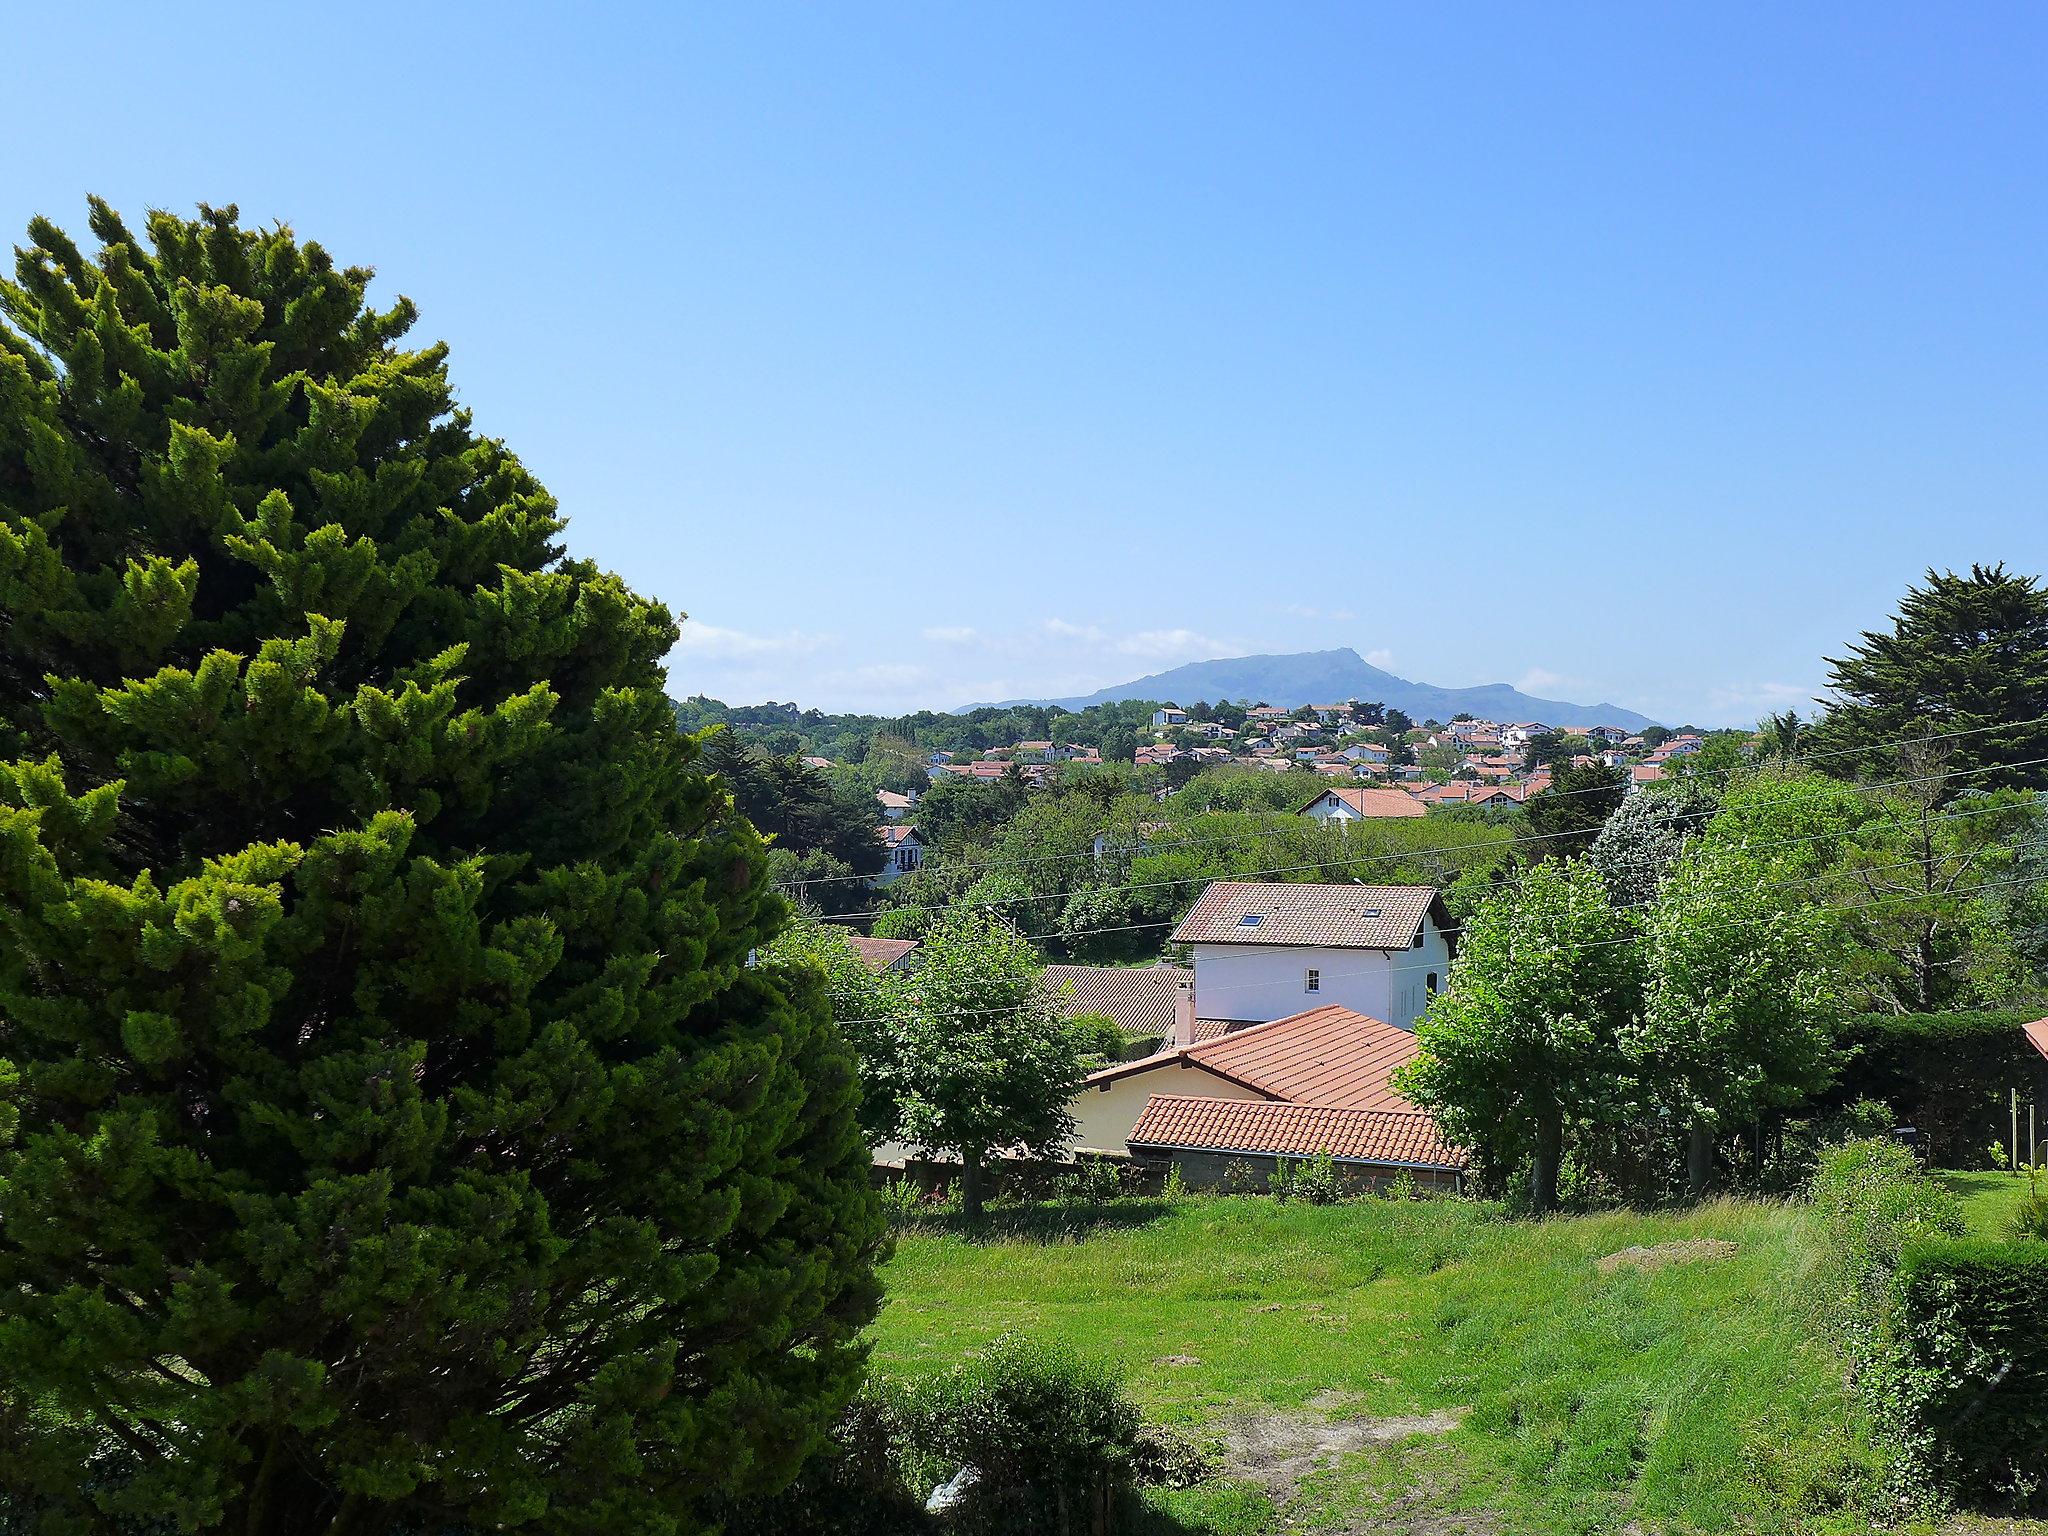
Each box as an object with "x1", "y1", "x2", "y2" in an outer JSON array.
[
  {"x1": 1810, "y1": 563, "x2": 2048, "y2": 792},
  {"x1": 0, "y1": 202, "x2": 880, "y2": 1534}
]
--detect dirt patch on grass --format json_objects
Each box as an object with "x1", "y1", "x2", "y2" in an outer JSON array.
[
  {"x1": 1215, "y1": 1402, "x2": 1467, "y2": 1501},
  {"x1": 1595, "y1": 1239, "x2": 1738, "y2": 1274}
]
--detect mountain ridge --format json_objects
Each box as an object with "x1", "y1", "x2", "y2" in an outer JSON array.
[{"x1": 972, "y1": 648, "x2": 1659, "y2": 729}]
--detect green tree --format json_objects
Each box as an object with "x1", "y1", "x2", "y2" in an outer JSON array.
[
  {"x1": 1098, "y1": 724, "x2": 1138, "y2": 764},
  {"x1": 1636, "y1": 848, "x2": 1841, "y2": 1195},
  {"x1": 1810, "y1": 563, "x2": 2048, "y2": 791},
  {"x1": 1586, "y1": 780, "x2": 1720, "y2": 909},
  {"x1": 1523, "y1": 762, "x2": 1627, "y2": 859},
  {"x1": 1395, "y1": 861, "x2": 1643, "y2": 1214},
  {"x1": 0, "y1": 204, "x2": 881, "y2": 1534},
  {"x1": 890, "y1": 908, "x2": 1084, "y2": 1217},
  {"x1": 763, "y1": 914, "x2": 901, "y2": 1144}
]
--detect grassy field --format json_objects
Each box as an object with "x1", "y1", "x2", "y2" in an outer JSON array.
[
  {"x1": 870, "y1": 1191, "x2": 2025, "y2": 1536},
  {"x1": 1937, "y1": 1167, "x2": 2036, "y2": 1238}
]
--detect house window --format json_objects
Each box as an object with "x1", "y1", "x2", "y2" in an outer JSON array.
[
  {"x1": 1413, "y1": 928, "x2": 1425, "y2": 948},
  {"x1": 1426, "y1": 972, "x2": 1439, "y2": 995},
  {"x1": 1304, "y1": 968, "x2": 1320, "y2": 993}
]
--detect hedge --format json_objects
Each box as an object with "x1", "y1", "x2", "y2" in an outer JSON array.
[
  {"x1": 1896, "y1": 1238, "x2": 2048, "y2": 1499},
  {"x1": 1815, "y1": 1011, "x2": 2048, "y2": 1167}
]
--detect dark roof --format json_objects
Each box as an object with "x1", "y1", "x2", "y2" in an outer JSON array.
[
  {"x1": 1170, "y1": 881, "x2": 1442, "y2": 950},
  {"x1": 1085, "y1": 1004, "x2": 1423, "y2": 1112},
  {"x1": 1041, "y1": 964, "x2": 1187, "y2": 1039},
  {"x1": 1128, "y1": 1095, "x2": 1465, "y2": 1170}
]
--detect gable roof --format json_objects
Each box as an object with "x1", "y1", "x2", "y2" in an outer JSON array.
[
  {"x1": 1128, "y1": 1095, "x2": 1465, "y2": 1170},
  {"x1": 846, "y1": 935, "x2": 918, "y2": 974},
  {"x1": 877, "y1": 823, "x2": 921, "y2": 847},
  {"x1": 1042, "y1": 964, "x2": 1187, "y2": 1039},
  {"x1": 1299, "y1": 785, "x2": 1427, "y2": 819},
  {"x1": 1085, "y1": 1004, "x2": 1423, "y2": 1112},
  {"x1": 876, "y1": 789, "x2": 915, "y2": 811},
  {"x1": 1170, "y1": 881, "x2": 1442, "y2": 950}
]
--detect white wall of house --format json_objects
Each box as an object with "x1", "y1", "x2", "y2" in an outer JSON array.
[
  {"x1": 1068, "y1": 1061, "x2": 1268, "y2": 1156},
  {"x1": 1190, "y1": 922, "x2": 1452, "y2": 1030}
]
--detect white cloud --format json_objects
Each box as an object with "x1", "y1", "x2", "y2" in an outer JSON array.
[
  {"x1": 672, "y1": 620, "x2": 830, "y2": 659},
  {"x1": 1702, "y1": 681, "x2": 1822, "y2": 721},
  {"x1": 1516, "y1": 667, "x2": 1588, "y2": 696},
  {"x1": 1043, "y1": 617, "x2": 1108, "y2": 643},
  {"x1": 921, "y1": 625, "x2": 978, "y2": 644},
  {"x1": 1114, "y1": 627, "x2": 1236, "y2": 660},
  {"x1": 1364, "y1": 648, "x2": 1395, "y2": 670}
]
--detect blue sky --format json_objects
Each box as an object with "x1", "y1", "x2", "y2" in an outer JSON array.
[{"x1": 7, "y1": 5, "x2": 2045, "y2": 725}]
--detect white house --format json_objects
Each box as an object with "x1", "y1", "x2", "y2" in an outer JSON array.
[
  {"x1": 876, "y1": 788, "x2": 915, "y2": 821},
  {"x1": 1500, "y1": 722, "x2": 1552, "y2": 750},
  {"x1": 1297, "y1": 785, "x2": 1427, "y2": 826},
  {"x1": 1585, "y1": 724, "x2": 1630, "y2": 745},
  {"x1": 1152, "y1": 707, "x2": 1189, "y2": 728},
  {"x1": 1169, "y1": 881, "x2": 1454, "y2": 1033},
  {"x1": 870, "y1": 824, "x2": 925, "y2": 888}
]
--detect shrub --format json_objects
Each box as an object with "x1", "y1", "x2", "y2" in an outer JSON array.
[
  {"x1": 1896, "y1": 1239, "x2": 2048, "y2": 1505},
  {"x1": 1270, "y1": 1152, "x2": 1342, "y2": 1204},
  {"x1": 898, "y1": 1335, "x2": 1147, "y2": 1535},
  {"x1": 1817, "y1": 1011, "x2": 2048, "y2": 1166},
  {"x1": 730, "y1": 1336, "x2": 1160, "y2": 1535},
  {"x1": 1809, "y1": 1138, "x2": 1967, "y2": 1315}
]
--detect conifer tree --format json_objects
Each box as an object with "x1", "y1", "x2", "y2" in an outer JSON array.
[
  {"x1": 1811, "y1": 563, "x2": 2048, "y2": 791},
  {"x1": 0, "y1": 202, "x2": 881, "y2": 1534}
]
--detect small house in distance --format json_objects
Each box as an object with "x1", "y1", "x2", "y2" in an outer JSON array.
[
  {"x1": 870, "y1": 824, "x2": 924, "y2": 887},
  {"x1": 1298, "y1": 784, "x2": 1426, "y2": 825},
  {"x1": 1170, "y1": 881, "x2": 1453, "y2": 1033}
]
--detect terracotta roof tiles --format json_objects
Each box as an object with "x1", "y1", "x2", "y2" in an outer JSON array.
[{"x1": 1128, "y1": 1095, "x2": 1465, "y2": 1169}]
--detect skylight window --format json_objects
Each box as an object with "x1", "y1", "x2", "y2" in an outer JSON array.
[{"x1": 1238, "y1": 914, "x2": 1264, "y2": 927}]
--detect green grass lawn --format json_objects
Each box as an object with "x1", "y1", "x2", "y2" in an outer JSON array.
[
  {"x1": 1935, "y1": 1166, "x2": 2036, "y2": 1237},
  {"x1": 869, "y1": 1196, "x2": 1916, "y2": 1535}
]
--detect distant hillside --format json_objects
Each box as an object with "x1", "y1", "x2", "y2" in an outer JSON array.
[{"x1": 979, "y1": 648, "x2": 1659, "y2": 730}]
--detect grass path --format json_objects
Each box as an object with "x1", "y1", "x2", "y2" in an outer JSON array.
[{"x1": 872, "y1": 1197, "x2": 1889, "y2": 1534}]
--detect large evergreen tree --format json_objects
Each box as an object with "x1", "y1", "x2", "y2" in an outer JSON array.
[
  {"x1": 0, "y1": 202, "x2": 881, "y2": 1533},
  {"x1": 1811, "y1": 563, "x2": 2048, "y2": 791}
]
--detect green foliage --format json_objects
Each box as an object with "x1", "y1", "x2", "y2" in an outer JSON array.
[
  {"x1": 1585, "y1": 780, "x2": 1720, "y2": 908},
  {"x1": 1268, "y1": 1152, "x2": 1342, "y2": 1204},
  {"x1": 890, "y1": 908, "x2": 1085, "y2": 1215},
  {"x1": 1814, "y1": 1010, "x2": 2048, "y2": 1167},
  {"x1": 1522, "y1": 762, "x2": 1626, "y2": 858},
  {"x1": 1809, "y1": 563, "x2": 2048, "y2": 792},
  {"x1": 0, "y1": 203, "x2": 882, "y2": 1533},
  {"x1": 1397, "y1": 861, "x2": 1642, "y2": 1212},
  {"x1": 1895, "y1": 1238, "x2": 2048, "y2": 1504},
  {"x1": 1636, "y1": 845, "x2": 1843, "y2": 1190},
  {"x1": 702, "y1": 729, "x2": 883, "y2": 909},
  {"x1": 726, "y1": 1335, "x2": 1156, "y2": 1536}
]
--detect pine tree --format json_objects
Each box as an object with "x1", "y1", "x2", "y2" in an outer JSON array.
[
  {"x1": 0, "y1": 202, "x2": 881, "y2": 1534},
  {"x1": 1811, "y1": 563, "x2": 2048, "y2": 792}
]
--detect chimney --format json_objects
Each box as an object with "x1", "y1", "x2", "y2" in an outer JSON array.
[{"x1": 1171, "y1": 974, "x2": 1196, "y2": 1051}]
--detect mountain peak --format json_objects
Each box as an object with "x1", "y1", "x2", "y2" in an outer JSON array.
[{"x1": 975, "y1": 648, "x2": 1658, "y2": 730}]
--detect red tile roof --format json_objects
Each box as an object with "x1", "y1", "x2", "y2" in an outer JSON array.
[
  {"x1": 1128, "y1": 1094, "x2": 1465, "y2": 1169},
  {"x1": 877, "y1": 823, "x2": 920, "y2": 847},
  {"x1": 1184, "y1": 1004, "x2": 1423, "y2": 1110},
  {"x1": 1299, "y1": 785, "x2": 1428, "y2": 819},
  {"x1": 847, "y1": 935, "x2": 918, "y2": 973},
  {"x1": 2025, "y1": 1017, "x2": 2048, "y2": 1063},
  {"x1": 1171, "y1": 881, "x2": 1441, "y2": 950}
]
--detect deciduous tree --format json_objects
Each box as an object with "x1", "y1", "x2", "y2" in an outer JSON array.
[{"x1": 1395, "y1": 861, "x2": 1642, "y2": 1214}]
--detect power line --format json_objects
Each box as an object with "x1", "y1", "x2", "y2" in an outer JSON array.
[
  {"x1": 810, "y1": 867, "x2": 2048, "y2": 1032},
  {"x1": 806, "y1": 751, "x2": 2048, "y2": 929}
]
